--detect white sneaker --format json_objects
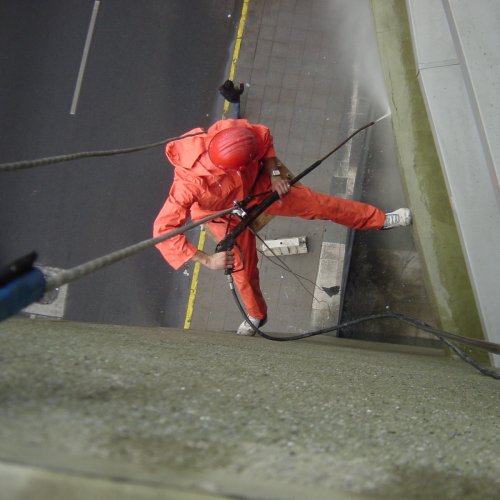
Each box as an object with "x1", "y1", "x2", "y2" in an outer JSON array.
[
  {"x1": 383, "y1": 208, "x2": 412, "y2": 229},
  {"x1": 236, "y1": 315, "x2": 268, "y2": 336}
]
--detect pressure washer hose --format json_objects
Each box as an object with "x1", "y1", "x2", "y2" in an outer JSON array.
[{"x1": 228, "y1": 276, "x2": 500, "y2": 380}]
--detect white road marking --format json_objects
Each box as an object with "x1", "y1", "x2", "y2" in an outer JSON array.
[
  {"x1": 311, "y1": 242, "x2": 344, "y2": 328},
  {"x1": 70, "y1": 0, "x2": 100, "y2": 115}
]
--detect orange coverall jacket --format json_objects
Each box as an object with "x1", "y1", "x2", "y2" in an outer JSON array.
[{"x1": 154, "y1": 119, "x2": 277, "y2": 270}]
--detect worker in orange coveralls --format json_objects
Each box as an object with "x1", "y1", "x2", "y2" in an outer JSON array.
[{"x1": 154, "y1": 119, "x2": 411, "y2": 335}]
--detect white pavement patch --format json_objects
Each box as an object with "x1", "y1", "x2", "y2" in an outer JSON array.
[
  {"x1": 22, "y1": 266, "x2": 68, "y2": 319},
  {"x1": 260, "y1": 236, "x2": 307, "y2": 257},
  {"x1": 311, "y1": 242, "x2": 345, "y2": 329}
]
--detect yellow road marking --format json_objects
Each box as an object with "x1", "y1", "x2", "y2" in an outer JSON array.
[
  {"x1": 184, "y1": 0, "x2": 249, "y2": 329},
  {"x1": 183, "y1": 230, "x2": 206, "y2": 329},
  {"x1": 223, "y1": 0, "x2": 250, "y2": 118}
]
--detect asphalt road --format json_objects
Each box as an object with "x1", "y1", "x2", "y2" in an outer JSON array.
[{"x1": 0, "y1": 0, "x2": 242, "y2": 327}]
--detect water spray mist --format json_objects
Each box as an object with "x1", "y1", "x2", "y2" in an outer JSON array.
[{"x1": 375, "y1": 111, "x2": 391, "y2": 123}]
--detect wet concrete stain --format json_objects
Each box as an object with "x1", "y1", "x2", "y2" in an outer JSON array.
[{"x1": 341, "y1": 116, "x2": 438, "y2": 348}]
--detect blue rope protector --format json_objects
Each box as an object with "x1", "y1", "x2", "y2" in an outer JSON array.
[{"x1": 0, "y1": 268, "x2": 46, "y2": 322}]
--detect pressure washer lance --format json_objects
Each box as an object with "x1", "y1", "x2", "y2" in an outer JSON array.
[{"x1": 216, "y1": 120, "x2": 377, "y2": 258}]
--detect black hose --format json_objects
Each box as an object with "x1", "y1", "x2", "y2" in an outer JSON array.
[{"x1": 228, "y1": 280, "x2": 500, "y2": 380}]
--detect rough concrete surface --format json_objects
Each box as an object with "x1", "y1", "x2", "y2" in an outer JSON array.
[{"x1": 1, "y1": 318, "x2": 500, "y2": 499}]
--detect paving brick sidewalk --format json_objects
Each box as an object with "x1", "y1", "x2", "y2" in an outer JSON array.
[{"x1": 190, "y1": 0, "x2": 373, "y2": 334}]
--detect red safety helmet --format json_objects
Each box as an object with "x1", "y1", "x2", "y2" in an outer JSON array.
[{"x1": 208, "y1": 127, "x2": 258, "y2": 171}]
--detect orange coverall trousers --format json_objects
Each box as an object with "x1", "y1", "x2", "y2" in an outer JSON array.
[{"x1": 207, "y1": 184, "x2": 385, "y2": 320}]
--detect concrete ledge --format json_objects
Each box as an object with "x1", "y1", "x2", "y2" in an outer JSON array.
[
  {"x1": 0, "y1": 445, "x2": 363, "y2": 500},
  {"x1": 1, "y1": 317, "x2": 499, "y2": 499}
]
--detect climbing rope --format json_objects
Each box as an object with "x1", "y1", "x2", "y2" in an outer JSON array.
[
  {"x1": 0, "y1": 132, "x2": 203, "y2": 173},
  {"x1": 0, "y1": 207, "x2": 235, "y2": 322},
  {"x1": 45, "y1": 207, "x2": 235, "y2": 291}
]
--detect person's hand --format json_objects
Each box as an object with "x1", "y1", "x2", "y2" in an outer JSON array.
[
  {"x1": 206, "y1": 250, "x2": 235, "y2": 270},
  {"x1": 271, "y1": 177, "x2": 290, "y2": 198}
]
